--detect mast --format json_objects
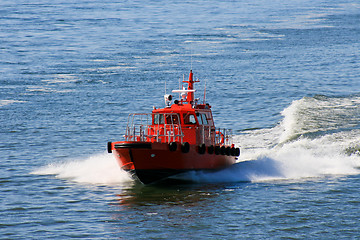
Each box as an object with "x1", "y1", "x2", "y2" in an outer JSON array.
[
  {"x1": 187, "y1": 70, "x2": 194, "y2": 102},
  {"x1": 182, "y1": 70, "x2": 199, "y2": 103},
  {"x1": 172, "y1": 70, "x2": 198, "y2": 104}
]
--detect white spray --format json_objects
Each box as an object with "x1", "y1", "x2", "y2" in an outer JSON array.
[{"x1": 32, "y1": 153, "x2": 132, "y2": 185}]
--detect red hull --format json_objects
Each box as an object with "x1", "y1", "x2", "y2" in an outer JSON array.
[{"x1": 110, "y1": 141, "x2": 237, "y2": 184}]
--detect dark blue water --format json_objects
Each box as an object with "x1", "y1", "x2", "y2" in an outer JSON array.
[{"x1": 1, "y1": 0, "x2": 360, "y2": 239}]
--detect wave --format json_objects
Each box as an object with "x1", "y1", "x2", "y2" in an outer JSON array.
[
  {"x1": 0, "y1": 100, "x2": 27, "y2": 107},
  {"x1": 279, "y1": 94, "x2": 360, "y2": 143},
  {"x1": 181, "y1": 94, "x2": 360, "y2": 183},
  {"x1": 32, "y1": 153, "x2": 133, "y2": 185},
  {"x1": 231, "y1": 94, "x2": 360, "y2": 182}
]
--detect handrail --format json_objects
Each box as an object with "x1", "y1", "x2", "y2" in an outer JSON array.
[
  {"x1": 124, "y1": 113, "x2": 184, "y2": 144},
  {"x1": 214, "y1": 127, "x2": 232, "y2": 146},
  {"x1": 124, "y1": 113, "x2": 232, "y2": 146}
]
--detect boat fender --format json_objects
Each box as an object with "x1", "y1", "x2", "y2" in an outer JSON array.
[
  {"x1": 230, "y1": 147, "x2": 236, "y2": 156},
  {"x1": 198, "y1": 144, "x2": 206, "y2": 154},
  {"x1": 107, "y1": 142, "x2": 112, "y2": 153},
  {"x1": 207, "y1": 145, "x2": 214, "y2": 154},
  {"x1": 181, "y1": 142, "x2": 190, "y2": 153},
  {"x1": 226, "y1": 147, "x2": 231, "y2": 156},
  {"x1": 235, "y1": 148, "x2": 240, "y2": 156},
  {"x1": 215, "y1": 146, "x2": 221, "y2": 155},
  {"x1": 169, "y1": 142, "x2": 177, "y2": 152},
  {"x1": 220, "y1": 146, "x2": 226, "y2": 155}
]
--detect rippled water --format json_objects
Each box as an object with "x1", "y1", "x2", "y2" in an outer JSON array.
[{"x1": 1, "y1": 0, "x2": 360, "y2": 239}]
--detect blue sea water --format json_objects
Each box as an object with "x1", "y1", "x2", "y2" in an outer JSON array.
[{"x1": 1, "y1": 0, "x2": 360, "y2": 239}]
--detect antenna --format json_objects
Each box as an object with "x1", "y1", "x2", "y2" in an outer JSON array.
[
  {"x1": 178, "y1": 77, "x2": 181, "y2": 100},
  {"x1": 203, "y1": 79, "x2": 206, "y2": 104},
  {"x1": 190, "y1": 46, "x2": 193, "y2": 70}
]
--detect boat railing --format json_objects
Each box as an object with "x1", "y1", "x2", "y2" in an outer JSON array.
[
  {"x1": 198, "y1": 125, "x2": 212, "y2": 146},
  {"x1": 214, "y1": 127, "x2": 233, "y2": 146},
  {"x1": 125, "y1": 113, "x2": 150, "y2": 142},
  {"x1": 125, "y1": 113, "x2": 232, "y2": 146},
  {"x1": 125, "y1": 113, "x2": 185, "y2": 143}
]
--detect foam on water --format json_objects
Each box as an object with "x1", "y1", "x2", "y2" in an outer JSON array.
[
  {"x1": 235, "y1": 95, "x2": 360, "y2": 182},
  {"x1": 0, "y1": 100, "x2": 27, "y2": 107},
  {"x1": 185, "y1": 95, "x2": 360, "y2": 183},
  {"x1": 32, "y1": 153, "x2": 132, "y2": 185}
]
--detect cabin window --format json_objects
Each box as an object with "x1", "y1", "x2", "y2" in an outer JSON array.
[
  {"x1": 201, "y1": 113, "x2": 208, "y2": 125},
  {"x1": 196, "y1": 112, "x2": 209, "y2": 125},
  {"x1": 153, "y1": 114, "x2": 164, "y2": 124},
  {"x1": 183, "y1": 113, "x2": 197, "y2": 124},
  {"x1": 166, "y1": 114, "x2": 180, "y2": 124}
]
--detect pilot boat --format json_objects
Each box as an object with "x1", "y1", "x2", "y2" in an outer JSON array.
[{"x1": 107, "y1": 70, "x2": 240, "y2": 184}]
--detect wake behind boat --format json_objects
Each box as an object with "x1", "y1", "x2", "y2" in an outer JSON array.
[{"x1": 107, "y1": 70, "x2": 240, "y2": 184}]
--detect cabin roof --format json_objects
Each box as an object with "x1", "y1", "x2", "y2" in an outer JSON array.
[{"x1": 152, "y1": 103, "x2": 211, "y2": 114}]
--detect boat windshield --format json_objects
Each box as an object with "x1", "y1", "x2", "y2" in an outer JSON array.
[
  {"x1": 200, "y1": 113, "x2": 208, "y2": 125},
  {"x1": 153, "y1": 114, "x2": 164, "y2": 124},
  {"x1": 183, "y1": 113, "x2": 197, "y2": 124},
  {"x1": 166, "y1": 114, "x2": 180, "y2": 124},
  {"x1": 195, "y1": 112, "x2": 209, "y2": 125},
  {"x1": 154, "y1": 113, "x2": 180, "y2": 125}
]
